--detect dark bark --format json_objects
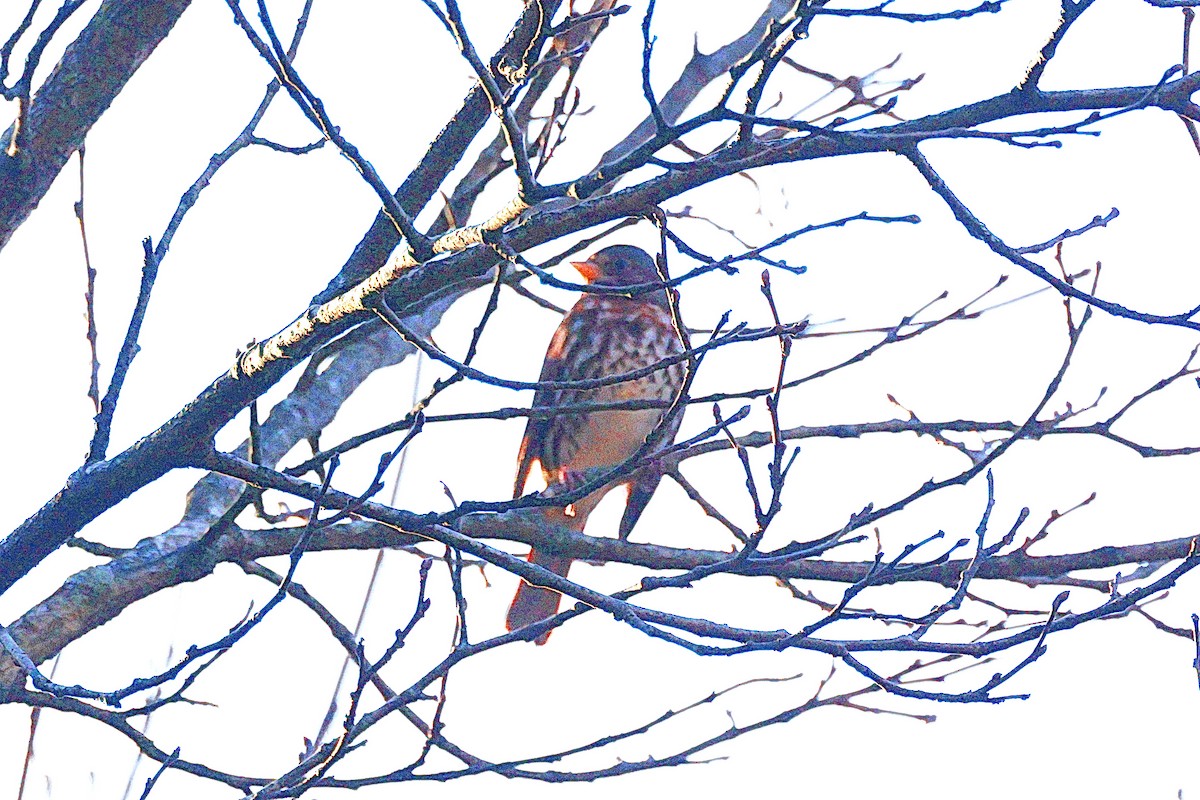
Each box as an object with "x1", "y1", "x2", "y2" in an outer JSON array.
[{"x1": 0, "y1": 0, "x2": 192, "y2": 251}]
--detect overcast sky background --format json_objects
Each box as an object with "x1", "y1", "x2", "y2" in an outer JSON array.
[{"x1": 1, "y1": 1, "x2": 1199, "y2": 797}]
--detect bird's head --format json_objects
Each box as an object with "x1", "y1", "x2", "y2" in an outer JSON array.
[{"x1": 571, "y1": 245, "x2": 662, "y2": 289}]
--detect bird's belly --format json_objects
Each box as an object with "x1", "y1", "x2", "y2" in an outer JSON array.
[{"x1": 560, "y1": 408, "x2": 665, "y2": 472}]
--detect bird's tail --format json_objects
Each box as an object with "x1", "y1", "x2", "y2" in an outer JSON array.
[{"x1": 506, "y1": 549, "x2": 573, "y2": 645}]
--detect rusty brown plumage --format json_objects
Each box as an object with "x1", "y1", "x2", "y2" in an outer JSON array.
[{"x1": 506, "y1": 245, "x2": 685, "y2": 643}]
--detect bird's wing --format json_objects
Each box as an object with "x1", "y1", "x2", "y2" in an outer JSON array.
[
  {"x1": 514, "y1": 319, "x2": 572, "y2": 499},
  {"x1": 617, "y1": 400, "x2": 685, "y2": 540}
]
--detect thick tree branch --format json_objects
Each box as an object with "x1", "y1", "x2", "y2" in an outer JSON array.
[{"x1": 0, "y1": 0, "x2": 192, "y2": 252}]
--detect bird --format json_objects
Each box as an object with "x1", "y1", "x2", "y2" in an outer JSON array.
[{"x1": 506, "y1": 244, "x2": 686, "y2": 644}]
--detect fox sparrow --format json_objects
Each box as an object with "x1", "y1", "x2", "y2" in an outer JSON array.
[{"x1": 506, "y1": 245, "x2": 686, "y2": 643}]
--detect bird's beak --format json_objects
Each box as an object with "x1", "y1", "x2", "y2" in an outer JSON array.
[{"x1": 571, "y1": 258, "x2": 601, "y2": 282}]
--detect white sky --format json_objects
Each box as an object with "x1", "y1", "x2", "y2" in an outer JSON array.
[{"x1": 1, "y1": 1, "x2": 1199, "y2": 798}]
